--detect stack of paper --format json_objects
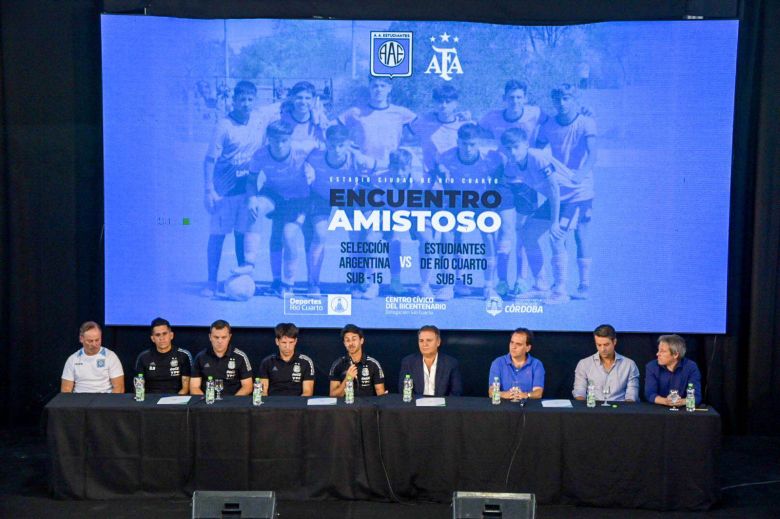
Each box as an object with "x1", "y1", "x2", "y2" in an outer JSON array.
[
  {"x1": 541, "y1": 399, "x2": 572, "y2": 408},
  {"x1": 307, "y1": 397, "x2": 338, "y2": 406},
  {"x1": 415, "y1": 398, "x2": 446, "y2": 407},
  {"x1": 157, "y1": 396, "x2": 191, "y2": 405}
]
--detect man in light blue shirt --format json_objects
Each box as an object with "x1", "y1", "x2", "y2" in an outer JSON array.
[
  {"x1": 488, "y1": 328, "x2": 545, "y2": 400},
  {"x1": 573, "y1": 324, "x2": 639, "y2": 402}
]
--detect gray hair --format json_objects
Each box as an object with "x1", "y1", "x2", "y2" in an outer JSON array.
[
  {"x1": 79, "y1": 321, "x2": 101, "y2": 336},
  {"x1": 658, "y1": 334, "x2": 686, "y2": 359}
]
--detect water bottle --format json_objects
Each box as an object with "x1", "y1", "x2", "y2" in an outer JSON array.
[
  {"x1": 345, "y1": 377, "x2": 355, "y2": 404},
  {"x1": 685, "y1": 383, "x2": 696, "y2": 412},
  {"x1": 133, "y1": 373, "x2": 145, "y2": 402},
  {"x1": 402, "y1": 374, "x2": 413, "y2": 403},
  {"x1": 491, "y1": 377, "x2": 501, "y2": 405},
  {"x1": 586, "y1": 383, "x2": 596, "y2": 408},
  {"x1": 205, "y1": 376, "x2": 216, "y2": 404},
  {"x1": 252, "y1": 378, "x2": 263, "y2": 406}
]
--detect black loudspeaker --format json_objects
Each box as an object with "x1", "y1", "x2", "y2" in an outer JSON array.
[
  {"x1": 452, "y1": 491, "x2": 536, "y2": 519},
  {"x1": 192, "y1": 490, "x2": 276, "y2": 519}
]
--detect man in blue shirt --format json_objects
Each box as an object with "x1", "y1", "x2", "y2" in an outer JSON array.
[
  {"x1": 645, "y1": 334, "x2": 702, "y2": 406},
  {"x1": 572, "y1": 324, "x2": 639, "y2": 402},
  {"x1": 488, "y1": 328, "x2": 545, "y2": 400}
]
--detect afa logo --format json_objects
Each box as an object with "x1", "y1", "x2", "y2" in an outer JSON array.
[
  {"x1": 425, "y1": 32, "x2": 463, "y2": 81},
  {"x1": 371, "y1": 32, "x2": 413, "y2": 78}
]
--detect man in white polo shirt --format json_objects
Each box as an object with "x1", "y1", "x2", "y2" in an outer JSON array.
[{"x1": 60, "y1": 321, "x2": 124, "y2": 393}]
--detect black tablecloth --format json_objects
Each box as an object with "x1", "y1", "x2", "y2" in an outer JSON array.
[
  {"x1": 45, "y1": 394, "x2": 720, "y2": 510},
  {"x1": 373, "y1": 397, "x2": 721, "y2": 510}
]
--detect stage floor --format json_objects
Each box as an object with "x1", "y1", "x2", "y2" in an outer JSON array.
[{"x1": 1, "y1": 427, "x2": 778, "y2": 519}]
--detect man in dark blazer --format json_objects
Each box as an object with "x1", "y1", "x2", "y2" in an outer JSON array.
[{"x1": 398, "y1": 325, "x2": 463, "y2": 397}]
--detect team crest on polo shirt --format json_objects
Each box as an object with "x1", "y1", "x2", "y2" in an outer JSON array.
[
  {"x1": 362, "y1": 366, "x2": 369, "y2": 377},
  {"x1": 170, "y1": 357, "x2": 178, "y2": 368},
  {"x1": 293, "y1": 363, "x2": 301, "y2": 373},
  {"x1": 97, "y1": 359, "x2": 105, "y2": 368},
  {"x1": 228, "y1": 358, "x2": 236, "y2": 370},
  {"x1": 149, "y1": 362, "x2": 156, "y2": 371}
]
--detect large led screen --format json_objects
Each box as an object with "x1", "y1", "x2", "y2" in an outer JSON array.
[{"x1": 102, "y1": 15, "x2": 737, "y2": 331}]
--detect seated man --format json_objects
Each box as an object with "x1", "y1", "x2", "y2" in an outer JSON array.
[
  {"x1": 190, "y1": 319, "x2": 253, "y2": 396},
  {"x1": 572, "y1": 324, "x2": 639, "y2": 402},
  {"x1": 398, "y1": 325, "x2": 463, "y2": 397},
  {"x1": 488, "y1": 328, "x2": 544, "y2": 400},
  {"x1": 645, "y1": 334, "x2": 702, "y2": 406},
  {"x1": 135, "y1": 317, "x2": 193, "y2": 394},
  {"x1": 257, "y1": 323, "x2": 315, "y2": 396},
  {"x1": 329, "y1": 324, "x2": 386, "y2": 397},
  {"x1": 61, "y1": 321, "x2": 124, "y2": 393}
]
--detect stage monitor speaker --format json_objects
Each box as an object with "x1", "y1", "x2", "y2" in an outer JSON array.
[
  {"x1": 192, "y1": 490, "x2": 276, "y2": 518},
  {"x1": 452, "y1": 491, "x2": 536, "y2": 518}
]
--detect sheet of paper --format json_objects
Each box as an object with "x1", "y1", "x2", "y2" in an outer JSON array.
[
  {"x1": 541, "y1": 399, "x2": 573, "y2": 408},
  {"x1": 157, "y1": 396, "x2": 191, "y2": 405},
  {"x1": 307, "y1": 397, "x2": 338, "y2": 406},
  {"x1": 415, "y1": 397, "x2": 446, "y2": 407}
]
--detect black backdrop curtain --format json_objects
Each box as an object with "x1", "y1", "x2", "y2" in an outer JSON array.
[
  {"x1": 740, "y1": 0, "x2": 780, "y2": 435},
  {"x1": 1, "y1": 0, "x2": 778, "y2": 434}
]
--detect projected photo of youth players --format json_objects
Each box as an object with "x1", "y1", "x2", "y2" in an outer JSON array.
[
  {"x1": 237, "y1": 121, "x2": 311, "y2": 298},
  {"x1": 336, "y1": 76, "x2": 417, "y2": 298},
  {"x1": 501, "y1": 127, "x2": 585, "y2": 304},
  {"x1": 356, "y1": 148, "x2": 432, "y2": 298},
  {"x1": 305, "y1": 125, "x2": 376, "y2": 296},
  {"x1": 433, "y1": 123, "x2": 502, "y2": 301},
  {"x1": 278, "y1": 81, "x2": 329, "y2": 156},
  {"x1": 536, "y1": 84, "x2": 597, "y2": 300},
  {"x1": 101, "y1": 18, "x2": 737, "y2": 330},
  {"x1": 233, "y1": 82, "x2": 331, "y2": 299},
  {"x1": 409, "y1": 85, "x2": 473, "y2": 175},
  {"x1": 338, "y1": 76, "x2": 416, "y2": 170},
  {"x1": 201, "y1": 78, "x2": 594, "y2": 308},
  {"x1": 480, "y1": 80, "x2": 546, "y2": 299},
  {"x1": 405, "y1": 85, "x2": 472, "y2": 298},
  {"x1": 202, "y1": 81, "x2": 264, "y2": 298}
]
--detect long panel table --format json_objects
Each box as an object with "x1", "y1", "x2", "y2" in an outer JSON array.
[{"x1": 45, "y1": 393, "x2": 720, "y2": 510}]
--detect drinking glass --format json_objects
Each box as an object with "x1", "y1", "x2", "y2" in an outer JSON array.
[
  {"x1": 510, "y1": 385, "x2": 520, "y2": 403},
  {"x1": 669, "y1": 389, "x2": 680, "y2": 411},
  {"x1": 215, "y1": 379, "x2": 224, "y2": 400},
  {"x1": 601, "y1": 385, "x2": 611, "y2": 406}
]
